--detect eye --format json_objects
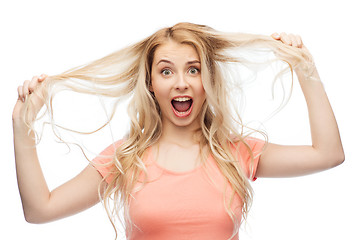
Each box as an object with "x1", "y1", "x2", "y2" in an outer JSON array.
[
  {"x1": 161, "y1": 69, "x2": 172, "y2": 76},
  {"x1": 188, "y1": 67, "x2": 200, "y2": 75}
]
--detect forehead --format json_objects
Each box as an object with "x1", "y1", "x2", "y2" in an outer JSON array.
[{"x1": 153, "y1": 40, "x2": 200, "y2": 63}]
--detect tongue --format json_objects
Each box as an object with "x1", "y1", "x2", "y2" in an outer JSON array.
[{"x1": 172, "y1": 100, "x2": 192, "y2": 112}]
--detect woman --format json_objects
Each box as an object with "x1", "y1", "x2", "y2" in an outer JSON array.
[{"x1": 13, "y1": 23, "x2": 344, "y2": 239}]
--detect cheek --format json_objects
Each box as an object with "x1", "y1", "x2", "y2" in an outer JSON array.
[
  {"x1": 194, "y1": 81, "x2": 206, "y2": 101},
  {"x1": 151, "y1": 80, "x2": 167, "y2": 103}
]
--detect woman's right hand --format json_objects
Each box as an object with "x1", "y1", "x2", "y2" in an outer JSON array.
[
  {"x1": 13, "y1": 74, "x2": 48, "y2": 122},
  {"x1": 12, "y1": 73, "x2": 104, "y2": 224}
]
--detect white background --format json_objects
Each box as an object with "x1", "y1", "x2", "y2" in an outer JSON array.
[{"x1": 1, "y1": 0, "x2": 359, "y2": 239}]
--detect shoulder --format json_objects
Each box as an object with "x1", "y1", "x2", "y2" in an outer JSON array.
[
  {"x1": 92, "y1": 139, "x2": 124, "y2": 164},
  {"x1": 91, "y1": 139, "x2": 125, "y2": 184},
  {"x1": 228, "y1": 135, "x2": 266, "y2": 181},
  {"x1": 229, "y1": 135, "x2": 265, "y2": 154}
]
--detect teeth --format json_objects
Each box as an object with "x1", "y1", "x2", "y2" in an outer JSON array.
[{"x1": 173, "y1": 97, "x2": 191, "y2": 102}]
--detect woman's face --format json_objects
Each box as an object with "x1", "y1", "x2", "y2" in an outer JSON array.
[{"x1": 150, "y1": 40, "x2": 206, "y2": 130}]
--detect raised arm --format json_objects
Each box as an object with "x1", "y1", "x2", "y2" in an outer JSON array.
[
  {"x1": 256, "y1": 33, "x2": 344, "y2": 178},
  {"x1": 13, "y1": 75, "x2": 104, "y2": 223}
]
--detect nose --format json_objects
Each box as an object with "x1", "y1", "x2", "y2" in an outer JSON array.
[{"x1": 174, "y1": 73, "x2": 189, "y2": 91}]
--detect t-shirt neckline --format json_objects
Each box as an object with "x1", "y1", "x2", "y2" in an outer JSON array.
[{"x1": 148, "y1": 145, "x2": 211, "y2": 176}]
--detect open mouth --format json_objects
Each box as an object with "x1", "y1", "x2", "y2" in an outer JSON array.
[{"x1": 171, "y1": 97, "x2": 193, "y2": 117}]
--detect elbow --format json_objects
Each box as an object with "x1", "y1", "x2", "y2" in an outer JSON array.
[
  {"x1": 24, "y1": 215, "x2": 39, "y2": 224},
  {"x1": 316, "y1": 144, "x2": 345, "y2": 169},
  {"x1": 24, "y1": 214, "x2": 39, "y2": 224},
  {"x1": 25, "y1": 216, "x2": 51, "y2": 225},
  {"x1": 335, "y1": 145, "x2": 345, "y2": 166},
  {"x1": 327, "y1": 149, "x2": 345, "y2": 169},
  {"x1": 24, "y1": 214, "x2": 45, "y2": 224},
  {"x1": 334, "y1": 151, "x2": 345, "y2": 166},
  {"x1": 23, "y1": 209, "x2": 51, "y2": 224}
]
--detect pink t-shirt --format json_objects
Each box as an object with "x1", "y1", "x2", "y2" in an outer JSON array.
[{"x1": 92, "y1": 138, "x2": 264, "y2": 240}]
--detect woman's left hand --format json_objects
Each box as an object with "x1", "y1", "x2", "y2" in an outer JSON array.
[
  {"x1": 256, "y1": 33, "x2": 344, "y2": 179},
  {"x1": 271, "y1": 32, "x2": 317, "y2": 80},
  {"x1": 271, "y1": 32, "x2": 304, "y2": 49}
]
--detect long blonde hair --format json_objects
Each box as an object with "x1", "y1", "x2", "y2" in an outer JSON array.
[{"x1": 23, "y1": 22, "x2": 314, "y2": 239}]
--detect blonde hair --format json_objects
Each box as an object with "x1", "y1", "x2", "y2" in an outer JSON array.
[{"x1": 23, "y1": 22, "x2": 314, "y2": 239}]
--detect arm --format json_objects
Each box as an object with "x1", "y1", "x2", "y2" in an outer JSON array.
[
  {"x1": 13, "y1": 75, "x2": 105, "y2": 223},
  {"x1": 256, "y1": 33, "x2": 344, "y2": 178}
]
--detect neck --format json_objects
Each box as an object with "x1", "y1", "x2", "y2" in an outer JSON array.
[{"x1": 159, "y1": 123, "x2": 201, "y2": 147}]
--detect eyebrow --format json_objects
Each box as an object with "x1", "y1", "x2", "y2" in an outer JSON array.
[{"x1": 156, "y1": 59, "x2": 200, "y2": 65}]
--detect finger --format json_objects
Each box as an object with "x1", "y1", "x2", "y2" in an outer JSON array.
[
  {"x1": 30, "y1": 75, "x2": 41, "y2": 93},
  {"x1": 38, "y1": 73, "x2": 48, "y2": 82},
  {"x1": 23, "y1": 80, "x2": 31, "y2": 99},
  {"x1": 17, "y1": 85, "x2": 24, "y2": 102},
  {"x1": 295, "y1": 35, "x2": 303, "y2": 48},
  {"x1": 29, "y1": 74, "x2": 48, "y2": 94},
  {"x1": 287, "y1": 34, "x2": 297, "y2": 47},
  {"x1": 29, "y1": 75, "x2": 42, "y2": 93},
  {"x1": 289, "y1": 34, "x2": 302, "y2": 48},
  {"x1": 271, "y1": 32, "x2": 281, "y2": 40},
  {"x1": 280, "y1": 32, "x2": 291, "y2": 46},
  {"x1": 291, "y1": 34, "x2": 299, "y2": 48}
]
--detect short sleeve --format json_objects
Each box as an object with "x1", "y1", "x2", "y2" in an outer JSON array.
[
  {"x1": 91, "y1": 140, "x2": 123, "y2": 184},
  {"x1": 230, "y1": 137, "x2": 265, "y2": 181}
]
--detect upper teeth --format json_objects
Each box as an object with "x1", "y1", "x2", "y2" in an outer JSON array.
[{"x1": 173, "y1": 97, "x2": 191, "y2": 102}]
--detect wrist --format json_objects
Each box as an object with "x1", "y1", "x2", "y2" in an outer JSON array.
[
  {"x1": 13, "y1": 117, "x2": 33, "y2": 135},
  {"x1": 295, "y1": 65, "x2": 321, "y2": 82}
]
